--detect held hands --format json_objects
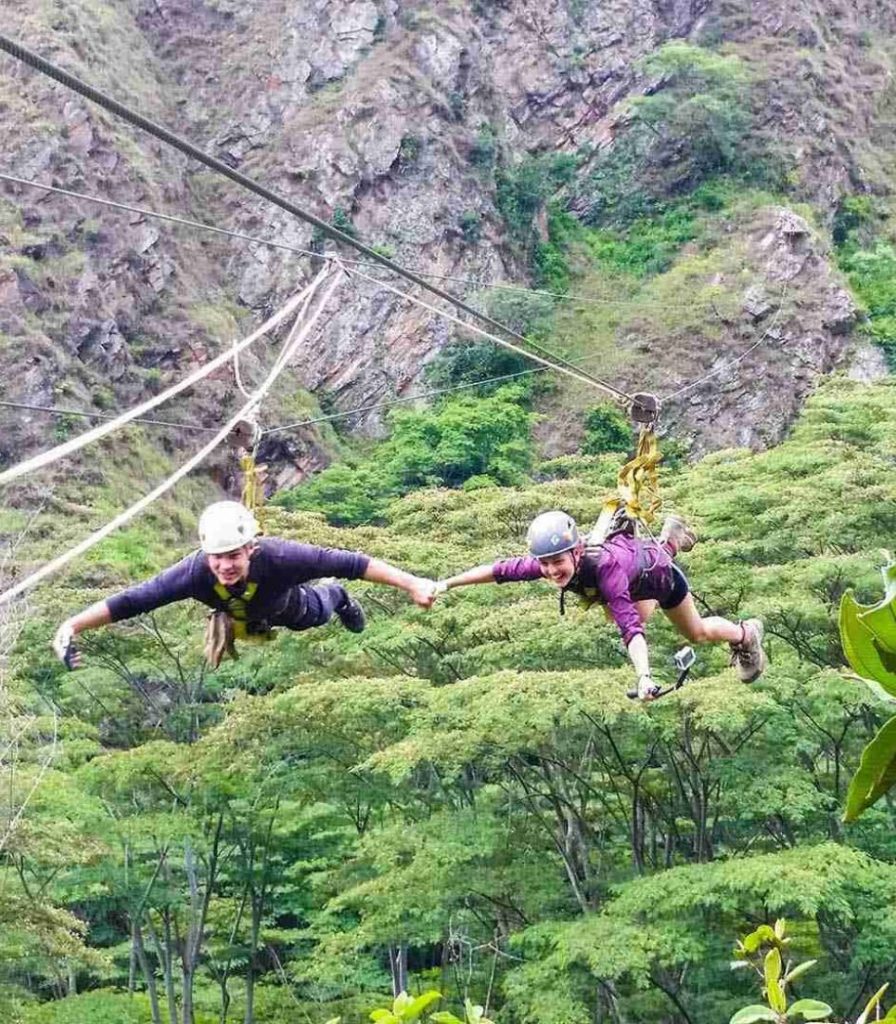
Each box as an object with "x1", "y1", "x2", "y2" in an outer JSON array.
[
  {"x1": 406, "y1": 578, "x2": 449, "y2": 609},
  {"x1": 52, "y1": 621, "x2": 81, "y2": 670},
  {"x1": 406, "y1": 577, "x2": 440, "y2": 609}
]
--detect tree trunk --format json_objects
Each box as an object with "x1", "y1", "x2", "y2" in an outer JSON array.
[
  {"x1": 244, "y1": 960, "x2": 255, "y2": 1024},
  {"x1": 244, "y1": 899, "x2": 261, "y2": 1024},
  {"x1": 149, "y1": 912, "x2": 179, "y2": 1024},
  {"x1": 129, "y1": 924, "x2": 137, "y2": 995},
  {"x1": 389, "y1": 944, "x2": 408, "y2": 996},
  {"x1": 181, "y1": 821, "x2": 223, "y2": 1024},
  {"x1": 182, "y1": 968, "x2": 194, "y2": 1024},
  {"x1": 134, "y1": 920, "x2": 163, "y2": 1024}
]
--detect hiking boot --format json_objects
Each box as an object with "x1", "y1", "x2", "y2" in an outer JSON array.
[
  {"x1": 336, "y1": 595, "x2": 366, "y2": 634},
  {"x1": 659, "y1": 514, "x2": 697, "y2": 556},
  {"x1": 729, "y1": 618, "x2": 766, "y2": 683}
]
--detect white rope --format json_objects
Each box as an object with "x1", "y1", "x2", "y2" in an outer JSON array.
[
  {"x1": 269, "y1": 277, "x2": 325, "y2": 381},
  {"x1": 230, "y1": 278, "x2": 321, "y2": 401},
  {"x1": 231, "y1": 337, "x2": 252, "y2": 400},
  {"x1": 0, "y1": 269, "x2": 329, "y2": 489},
  {"x1": 343, "y1": 265, "x2": 626, "y2": 402},
  {"x1": 0, "y1": 269, "x2": 343, "y2": 607}
]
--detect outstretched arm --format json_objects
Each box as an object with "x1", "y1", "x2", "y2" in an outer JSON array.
[
  {"x1": 600, "y1": 560, "x2": 658, "y2": 699},
  {"x1": 438, "y1": 564, "x2": 497, "y2": 592},
  {"x1": 53, "y1": 601, "x2": 113, "y2": 668},
  {"x1": 435, "y1": 555, "x2": 543, "y2": 598},
  {"x1": 362, "y1": 557, "x2": 438, "y2": 608},
  {"x1": 626, "y1": 633, "x2": 651, "y2": 679},
  {"x1": 53, "y1": 555, "x2": 197, "y2": 669}
]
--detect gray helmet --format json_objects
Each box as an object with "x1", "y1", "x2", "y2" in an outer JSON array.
[{"x1": 527, "y1": 511, "x2": 580, "y2": 558}]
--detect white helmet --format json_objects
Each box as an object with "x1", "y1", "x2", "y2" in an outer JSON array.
[{"x1": 198, "y1": 501, "x2": 259, "y2": 554}]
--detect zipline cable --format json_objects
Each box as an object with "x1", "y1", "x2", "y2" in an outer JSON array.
[
  {"x1": 0, "y1": 269, "x2": 344, "y2": 607},
  {"x1": 0, "y1": 35, "x2": 630, "y2": 403},
  {"x1": 264, "y1": 368, "x2": 540, "y2": 437},
  {"x1": 340, "y1": 263, "x2": 630, "y2": 399},
  {"x1": 1, "y1": 348, "x2": 616, "y2": 441},
  {"x1": 0, "y1": 270, "x2": 328, "y2": 487},
  {"x1": 0, "y1": 171, "x2": 709, "y2": 311},
  {"x1": 0, "y1": 400, "x2": 218, "y2": 433},
  {"x1": 660, "y1": 283, "x2": 790, "y2": 402}
]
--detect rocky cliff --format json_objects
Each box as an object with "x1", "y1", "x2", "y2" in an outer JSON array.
[{"x1": 0, "y1": 0, "x2": 893, "y2": 487}]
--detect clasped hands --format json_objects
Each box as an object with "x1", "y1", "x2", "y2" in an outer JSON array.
[{"x1": 407, "y1": 577, "x2": 449, "y2": 609}]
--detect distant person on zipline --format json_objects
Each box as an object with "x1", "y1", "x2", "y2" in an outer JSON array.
[
  {"x1": 431, "y1": 510, "x2": 766, "y2": 701},
  {"x1": 53, "y1": 500, "x2": 438, "y2": 670}
]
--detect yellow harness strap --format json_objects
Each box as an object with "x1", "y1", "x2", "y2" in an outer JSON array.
[
  {"x1": 240, "y1": 454, "x2": 268, "y2": 534},
  {"x1": 616, "y1": 426, "x2": 662, "y2": 525},
  {"x1": 593, "y1": 426, "x2": 663, "y2": 545},
  {"x1": 212, "y1": 581, "x2": 275, "y2": 643}
]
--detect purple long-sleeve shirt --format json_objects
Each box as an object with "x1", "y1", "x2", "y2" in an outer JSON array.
[
  {"x1": 493, "y1": 535, "x2": 674, "y2": 646},
  {"x1": 106, "y1": 537, "x2": 370, "y2": 625}
]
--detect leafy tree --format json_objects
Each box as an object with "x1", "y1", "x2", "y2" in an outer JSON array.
[
  {"x1": 581, "y1": 404, "x2": 631, "y2": 455},
  {"x1": 8, "y1": 378, "x2": 896, "y2": 1023},
  {"x1": 631, "y1": 43, "x2": 753, "y2": 186},
  {"x1": 838, "y1": 243, "x2": 896, "y2": 368},
  {"x1": 275, "y1": 387, "x2": 537, "y2": 525}
]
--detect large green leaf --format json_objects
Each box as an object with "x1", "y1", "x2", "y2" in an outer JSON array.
[
  {"x1": 844, "y1": 714, "x2": 896, "y2": 821},
  {"x1": 783, "y1": 960, "x2": 817, "y2": 985},
  {"x1": 857, "y1": 983, "x2": 889, "y2": 1024},
  {"x1": 858, "y1": 559, "x2": 896, "y2": 655},
  {"x1": 765, "y1": 949, "x2": 786, "y2": 1013},
  {"x1": 786, "y1": 998, "x2": 832, "y2": 1021},
  {"x1": 401, "y1": 991, "x2": 442, "y2": 1019},
  {"x1": 840, "y1": 591, "x2": 896, "y2": 695},
  {"x1": 729, "y1": 1005, "x2": 778, "y2": 1024}
]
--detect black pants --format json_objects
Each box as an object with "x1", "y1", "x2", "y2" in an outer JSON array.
[{"x1": 270, "y1": 582, "x2": 348, "y2": 631}]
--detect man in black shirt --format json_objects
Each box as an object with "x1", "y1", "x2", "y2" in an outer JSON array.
[{"x1": 53, "y1": 501, "x2": 437, "y2": 669}]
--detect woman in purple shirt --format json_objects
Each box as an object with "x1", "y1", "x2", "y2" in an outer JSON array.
[
  {"x1": 53, "y1": 501, "x2": 438, "y2": 670},
  {"x1": 432, "y1": 510, "x2": 766, "y2": 701}
]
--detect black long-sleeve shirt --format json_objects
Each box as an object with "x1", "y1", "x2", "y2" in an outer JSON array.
[{"x1": 105, "y1": 537, "x2": 370, "y2": 625}]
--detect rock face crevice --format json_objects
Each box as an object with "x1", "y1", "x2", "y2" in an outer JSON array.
[{"x1": 0, "y1": 0, "x2": 891, "y2": 479}]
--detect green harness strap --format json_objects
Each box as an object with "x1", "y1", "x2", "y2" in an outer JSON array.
[{"x1": 212, "y1": 581, "x2": 275, "y2": 643}]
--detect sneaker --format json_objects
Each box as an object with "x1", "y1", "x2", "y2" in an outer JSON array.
[
  {"x1": 659, "y1": 514, "x2": 697, "y2": 556},
  {"x1": 336, "y1": 595, "x2": 366, "y2": 634},
  {"x1": 729, "y1": 618, "x2": 766, "y2": 683}
]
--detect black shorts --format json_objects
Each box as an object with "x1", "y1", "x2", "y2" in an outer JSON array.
[{"x1": 659, "y1": 565, "x2": 689, "y2": 610}]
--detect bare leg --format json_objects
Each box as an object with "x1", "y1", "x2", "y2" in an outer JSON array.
[
  {"x1": 662, "y1": 594, "x2": 743, "y2": 645},
  {"x1": 636, "y1": 599, "x2": 658, "y2": 624}
]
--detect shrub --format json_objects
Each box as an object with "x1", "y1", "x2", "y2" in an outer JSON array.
[
  {"x1": 468, "y1": 126, "x2": 497, "y2": 170},
  {"x1": 582, "y1": 404, "x2": 632, "y2": 455},
  {"x1": 274, "y1": 387, "x2": 537, "y2": 525},
  {"x1": 459, "y1": 210, "x2": 482, "y2": 245},
  {"x1": 495, "y1": 154, "x2": 578, "y2": 246},
  {"x1": 839, "y1": 243, "x2": 896, "y2": 368}
]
